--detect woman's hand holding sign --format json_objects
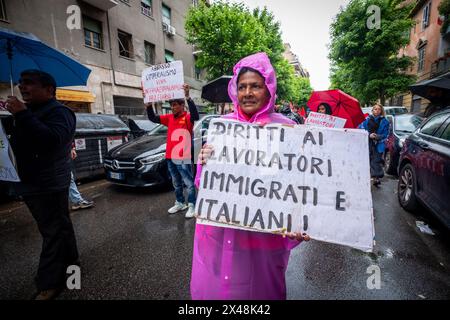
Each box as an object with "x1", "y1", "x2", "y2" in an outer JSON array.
[
  {"x1": 286, "y1": 232, "x2": 310, "y2": 242},
  {"x1": 198, "y1": 144, "x2": 214, "y2": 165}
]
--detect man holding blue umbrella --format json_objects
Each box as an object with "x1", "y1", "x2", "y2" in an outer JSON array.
[{"x1": 2, "y1": 70, "x2": 79, "y2": 300}]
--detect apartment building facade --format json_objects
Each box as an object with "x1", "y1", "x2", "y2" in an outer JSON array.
[
  {"x1": 283, "y1": 43, "x2": 310, "y2": 78},
  {"x1": 393, "y1": 0, "x2": 450, "y2": 111},
  {"x1": 0, "y1": 0, "x2": 205, "y2": 115}
]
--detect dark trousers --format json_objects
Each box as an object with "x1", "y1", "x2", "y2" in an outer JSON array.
[
  {"x1": 23, "y1": 189, "x2": 79, "y2": 291},
  {"x1": 369, "y1": 141, "x2": 384, "y2": 178}
]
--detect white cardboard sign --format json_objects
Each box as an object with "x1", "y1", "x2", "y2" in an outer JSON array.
[
  {"x1": 306, "y1": 112, "x2": 347, "y2": 128},
  {"x1": 0, "y1": 122, "x2": 20, "y2": 182},
  {"x1": 142, "y1": 61, "x2": 185, "y2": 103},
  {"x1": 195, "y1": 119, "x2": 374, "y2": 252},
  {"x1": 107, "y1": 136, "x2": 123, "y2": 151}
]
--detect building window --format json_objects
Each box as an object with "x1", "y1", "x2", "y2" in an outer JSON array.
[
  {"x1": 418, "y1": 45, "x2": 426, "y2": 72},
  {"x1": 0, "y1": 0, "x2": 7, "y2": 21},
  {"x1": 141, "y1": 0, "x2": 152, "y2": 17},
  {"x1": 165, "y1": 50, "x2": 174, "y2": 63},
  {"x1": 144, "y1": 41, "x2": 155, "y2": 65},
  {"x1": 118, "y1": 30, "x2": 134, "y2": 59},
  {"x1": 162, "y1": 4, "x2": 171, "y2": 26},
  {"x1": 83, "y1": 16, "x2": 103, "y2": 50},
  {"x1": 422, "y1": 2, "x2": 431, "y2": 30}
]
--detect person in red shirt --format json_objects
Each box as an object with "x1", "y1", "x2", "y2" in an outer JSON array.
[{"x1": 146, "y1": 84, "x2": 200, "y2": 218}]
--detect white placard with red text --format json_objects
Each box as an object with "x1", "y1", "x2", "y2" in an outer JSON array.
[{"x1": 306, "y1": 112, "x2": 347, "y2": 128}]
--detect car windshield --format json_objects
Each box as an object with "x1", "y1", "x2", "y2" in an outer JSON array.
[
  {"x1": 394, "y1": 115, "x2": 423, "y2": 133},
  {"x1": 148, "y1": 124, "x2": 168, "y2": 135},
  {"x1": 133, "y1": 120, "x2": 157, "y2": 131}
]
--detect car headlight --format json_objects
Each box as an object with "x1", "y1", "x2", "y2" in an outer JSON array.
[{"x1": 139, "y1": 152, "x2": 166, "y2": 165}]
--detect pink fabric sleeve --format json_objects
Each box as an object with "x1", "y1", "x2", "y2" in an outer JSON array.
[{"x1": 194, "y1": 162, "x2": 203, "y2": 188}]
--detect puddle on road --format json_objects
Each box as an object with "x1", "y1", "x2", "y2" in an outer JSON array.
[{"x1": 351, "y1": 247, "x2": 396, "y2": 263}]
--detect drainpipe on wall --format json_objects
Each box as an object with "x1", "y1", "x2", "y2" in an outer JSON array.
[
  {"x1": 106, "y1": 11, "x2": 117, "y2": 87},
  {"x1": 105, "y1": 10, "x2": 117, "y2": 114}
]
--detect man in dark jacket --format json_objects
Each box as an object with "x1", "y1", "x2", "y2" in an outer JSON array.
[
  {"x1": 278, "y1": 104, "x2": 304, "y2": 124},
  {"x1": 2, "y1": 70, "x2": 78, "y2": 300}
]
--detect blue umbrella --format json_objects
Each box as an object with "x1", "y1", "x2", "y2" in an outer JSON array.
[{"x1": 0, "y1": 27, "x2": 91, "y2": 95}]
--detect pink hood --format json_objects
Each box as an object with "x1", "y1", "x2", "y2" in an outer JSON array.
[{"x1": 224, "y1": 52, "x2": 293, "y2": 125}]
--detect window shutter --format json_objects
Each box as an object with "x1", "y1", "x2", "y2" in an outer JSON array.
[{"x1": 83, "y1": 16, "x2": 102, "y2": 33}]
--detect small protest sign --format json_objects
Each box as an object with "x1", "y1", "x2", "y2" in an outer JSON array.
[
  {"x1": 195, "y1": 119, "x2": 374, "y2": 252},
  {"x1": 0, "y1": 122, "x2": 20, "y2": 182},
  {"x1": 306, "y1": 112, "x2": 347, "y2": 128},
  {"x1": 107, "y1": 136, "x2": 123, "y2": 151},
  {"x1": 142, "y1": 61, "x2": 184, "y2": 103},
  {"x1": 75, "y1": 138, "x2": 86, "y2": 151}
]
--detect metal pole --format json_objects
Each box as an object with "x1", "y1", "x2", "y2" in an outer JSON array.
[{"x1": 7, "y1": 39, "x2": 14, "y2": 96}]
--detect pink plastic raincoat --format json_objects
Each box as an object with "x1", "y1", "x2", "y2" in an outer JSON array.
[{"x1": 190, "y1": 52, "x2": 301, "y2": 300}]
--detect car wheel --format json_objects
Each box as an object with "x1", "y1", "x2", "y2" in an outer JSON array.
[
  {"x1": 398, "y1": 164, "x2": 419, "y2": 212},
  {"x1": 384, "y1": 151, "x2": 395, "y2": 175}
]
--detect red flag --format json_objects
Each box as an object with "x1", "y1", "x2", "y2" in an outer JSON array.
[{"x1": 299, "y1": 107, "x2": 306, "y2": 117}]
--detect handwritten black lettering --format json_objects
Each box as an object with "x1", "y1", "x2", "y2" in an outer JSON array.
[{"x1": 336, "y1": 191, "x2": 346, "y2": 211}]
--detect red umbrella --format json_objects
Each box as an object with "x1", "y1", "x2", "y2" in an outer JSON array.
[{"x1": 307, "y1": 90, "x2": 365, "y2": 128}]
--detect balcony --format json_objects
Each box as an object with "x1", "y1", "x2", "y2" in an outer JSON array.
[
  {"x1": 431, "y1": 53, "x2": 450, "y2": 78},
  {"x1": 82, "y1": 0, "x2": 118, "y2": 11}
]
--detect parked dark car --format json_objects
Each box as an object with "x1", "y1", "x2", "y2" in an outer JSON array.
[
  {"x1": 124, "y1": 115, "x2": 158, "y2": 139},
  {"x1": 384, "y1": 114, "x2": 424, "y2": 175},
  {"x1": 397, "y1": 108, "x2": 450, "y2": 229},
  {"x1": 104, "y1": 114, "x2": 219, "y2": 187}
]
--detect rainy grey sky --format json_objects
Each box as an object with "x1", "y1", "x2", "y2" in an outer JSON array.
[{"x1": 225, "y1": 0, "x2": 351, "y2": 90}]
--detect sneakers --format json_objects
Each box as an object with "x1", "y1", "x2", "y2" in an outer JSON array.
[
  {"x1": 168, "y1": 201, "x2": 188, "y2": 214},
  {"x1": 71, "y1": 199, "x2": 94, "y2": 210},
  {"x1": 185, "y1": 203, "x2": 195, "y2": 219}
]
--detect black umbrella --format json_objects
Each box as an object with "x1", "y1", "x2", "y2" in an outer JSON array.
[
  {"x1": 409, "y1": 72, "x2": 450, "y2": 104},
  {"x1": 201, "y1": 76, "x2": 232, "y2": 103}
]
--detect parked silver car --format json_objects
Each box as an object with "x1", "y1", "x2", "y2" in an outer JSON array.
[{"x1": 362, "y1": 106, "x2": 409, "y2": 116}]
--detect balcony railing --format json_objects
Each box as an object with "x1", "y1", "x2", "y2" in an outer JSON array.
[{"x1": 431, "y1": 53, "x2": 450, "y2": 78}]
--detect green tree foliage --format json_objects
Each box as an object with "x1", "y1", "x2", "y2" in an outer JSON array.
[
  {"x1": 329, "y1": 0, "x2": 416, "y2": 105},
  {"x1": 273, "y1": 58, "x2": 296, "y2": 103},
  {"x1": 291, "y1": 76, "x2": 313, "y2": 106},
  {"x1": 251, "y1": 7, "x2": 285, "y2": 64},
  {"x1": 185, "y1": 1, "x2": 310, "y2": 102},
  {"x1": 439, "y1": 0, "x2": 450, "y2": 35}
]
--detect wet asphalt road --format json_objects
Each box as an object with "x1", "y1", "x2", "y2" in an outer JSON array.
[{"x1": 0, "y1": 176, "x2": 449, "y2": 300}]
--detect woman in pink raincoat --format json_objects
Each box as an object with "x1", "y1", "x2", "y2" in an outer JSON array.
[{"x1": 191, "y1": 52, "x2": 309, "y2": 300}]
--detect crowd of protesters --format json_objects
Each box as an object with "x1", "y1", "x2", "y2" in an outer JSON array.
[{"x1": 0, "y1": 51, "x2": 412, "y2": 301}]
